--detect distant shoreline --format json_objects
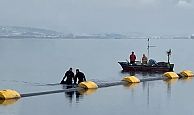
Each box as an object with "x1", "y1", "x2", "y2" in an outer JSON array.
[
  {"x1": 0, "y1": 36, "x2": 192, "y2": 39},
  {"x1": 1, "y1": 26, "x2": 193, "y2": 40}
]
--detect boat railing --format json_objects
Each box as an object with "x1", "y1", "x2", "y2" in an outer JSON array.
[{"x1": 135, "y1": 61, "x2": 142, "y2": 65}]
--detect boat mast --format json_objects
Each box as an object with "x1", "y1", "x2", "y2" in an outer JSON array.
[
  {"x1": 147, "y1": 38, "x2": 150, "y2": 60},
  {"x1": 147, "y1": 38, "x2": 156, "y2": 60}
]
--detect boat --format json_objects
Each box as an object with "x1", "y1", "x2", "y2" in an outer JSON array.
[
  {"x1": 118, "y1": 39, "x2": 174, "y2": 72},
  {"x1": 118, "y1": 60, "x2": 174, "y2": 72}
]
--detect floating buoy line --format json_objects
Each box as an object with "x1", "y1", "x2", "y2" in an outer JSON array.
[{"x1": 0, "y1": 70, "x2": 193, "y2": 105}]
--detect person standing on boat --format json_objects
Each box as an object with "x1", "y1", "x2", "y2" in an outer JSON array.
[
  {"x1": 74, "y1": 69, "x2": 86, "y2": 84},
  {"x1": 129, "y1": 51, "x2": 136, "y2": 64},
  {"x1": 60, "y1": 68, "x2": 74, "y2": 85},
  {"x1": 142, "y1": 54, "x2": 148, "y2": 65}
]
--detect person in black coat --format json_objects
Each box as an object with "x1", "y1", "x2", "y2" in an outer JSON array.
[
  {"x1": 60, "y1": 68, "x2": 74, "y2": 85},
  {"x1": 74, "y1": 69, "x2": 86, "y2": 84}
]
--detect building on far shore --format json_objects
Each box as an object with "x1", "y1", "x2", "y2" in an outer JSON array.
[{"x1": 191, "y1": 34, "x2": 194, "y2": 39}]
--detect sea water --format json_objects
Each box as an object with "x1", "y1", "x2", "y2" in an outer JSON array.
[{"x1": 0, "y1": 38, "x2": 194, "y2": 115}]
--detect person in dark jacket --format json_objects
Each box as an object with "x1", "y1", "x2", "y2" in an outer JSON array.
[
  {"x1": 60, "y1": 68, "x2": 74, "y2": 85},
  {"x1": 74, "y1": 69, "x2": 86, "y2": 84}
]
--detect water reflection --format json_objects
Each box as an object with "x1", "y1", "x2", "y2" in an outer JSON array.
[
  {"x1": 180, "y1": 77, "x2": 193, "y2": 83},
  {"x1": 141, "y1": 81, "x2": 150, "y2": 106},
  {"x1": 123, "y1": 72, "x2": 179, "y2": 106},
  {"x1": 78, "y1": 89, "x2": 97, "y2": 95},
  {"x1": 123, "y1": 82, "x2": 139, "y2": 89},
  {"x1": 0, "y1": 99, "x2": 19, "y2": 106},
  {"x1": 62, "y1": 84, "x2": 97, "y2": 103},
  {"x1": 62, "y1": 85, "x2": 83, "y2": 103},
  {"x1": 164, "y1": 79, "x2": 178, "y2": 98}
]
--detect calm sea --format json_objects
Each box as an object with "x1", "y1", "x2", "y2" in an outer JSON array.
[{"x1": 0, "y1": 38, "x2": 194, "y2": 115}]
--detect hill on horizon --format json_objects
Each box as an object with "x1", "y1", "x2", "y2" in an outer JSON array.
[{"x1": 0, "y1": 26, "x2": 63, "y2": 37}]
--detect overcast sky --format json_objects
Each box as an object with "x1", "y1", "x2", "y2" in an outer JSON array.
[{"x1": 0, "y1": 0, "x2": 194, "y2": 36}]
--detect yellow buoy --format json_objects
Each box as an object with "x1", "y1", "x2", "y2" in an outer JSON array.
[
  {"x1": 180, "y1": 70, "x2": 194, "y2": 77},
  {"x1": 163, "y1": 72, "x2": 179, "y2": 79},
  {"x1": 0, "y1": 89, "x2": 21, "y2": 100},
  {"x1": 78, "y1": 81, "x2": 98, "y2": 89},
  {"x1": 122, "y1": 76, "x2": 140, "y2": 83}
]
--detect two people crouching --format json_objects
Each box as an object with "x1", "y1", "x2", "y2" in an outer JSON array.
[{"x1": 60, "y1": 68, "x2": 86, "y2": 85}]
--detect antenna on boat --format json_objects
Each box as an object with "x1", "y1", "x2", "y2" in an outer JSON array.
[
  {"x1": 147, "y1": 38, "x2": 150, "y2": 59},
  {"x1": 147, "y1": 38, "x2": 156, "y2": 60}
]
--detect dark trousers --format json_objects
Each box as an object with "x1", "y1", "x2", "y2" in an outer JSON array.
[{"x1": 130, "y1": 61, "x2": 135, "y2": 64}]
